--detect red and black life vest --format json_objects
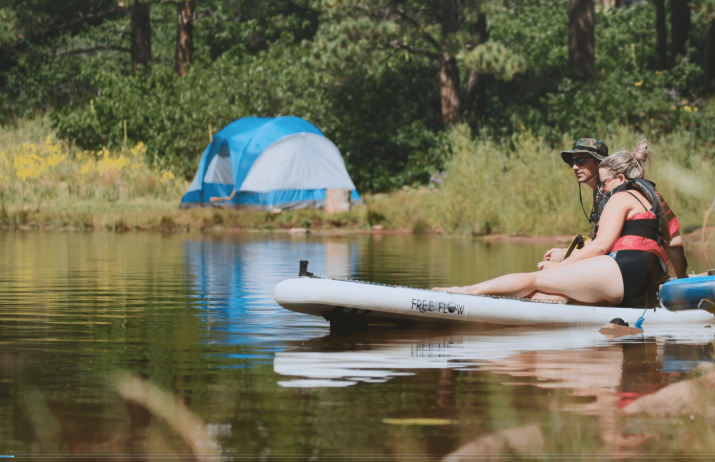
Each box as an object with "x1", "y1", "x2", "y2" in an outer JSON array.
[{"x1": 594, "y1": 179, "x2": 670, "y2": 261}]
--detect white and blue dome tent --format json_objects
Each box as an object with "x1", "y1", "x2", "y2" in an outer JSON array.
[{"x1": 180, "y1": 116, "x2": 362, "y2": 210}]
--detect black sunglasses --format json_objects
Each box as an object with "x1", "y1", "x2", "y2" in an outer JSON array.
[{"x1": 568, "y1": 156, "x2": 590, "y2": 167}]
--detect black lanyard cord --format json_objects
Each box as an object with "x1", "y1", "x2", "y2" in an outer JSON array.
[{"x1": 579, "y1": 183, "x2": 593, "y2": 223}]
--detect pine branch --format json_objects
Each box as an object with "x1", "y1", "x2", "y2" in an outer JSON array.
[
  {"x1": 194, "y1": 1, "x2": 316, "y2": 24},
  {"x1": 43, "y1": 7, "x2": 129, "y2": 34},
  {"x1": 56, "y1": 45, "x2": 131, "y2": 57},
  {"x1": 384, "y1": 40, "x2": 438, "y2": 60},
  {"x1": 282, "y1": 0, "x2": 318, "y2": 19},
  {"x1": 0, "y1": 86, "x2": 24, "y2": 94},
  {"x1": 394, "y1": 8, "x2": 442, "y2": 53},
  {"x1": 194, "y1": 11, "x2": 241, "y2": 23}
]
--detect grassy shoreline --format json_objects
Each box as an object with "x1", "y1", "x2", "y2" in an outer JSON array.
[
  {"x1": 1, "y1": 118, "x2": 713, "y2": 243},
  {"x1": 1, "y1": 197, "x2": 712, "y2": 249}
]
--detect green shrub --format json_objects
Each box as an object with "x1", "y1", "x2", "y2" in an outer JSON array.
[
  {"x1": 6, "y1": 0, "x2": 715, "y2": 196},
  {"x1": 48, "y1": 38, "x2": 446, "y2": 191}
]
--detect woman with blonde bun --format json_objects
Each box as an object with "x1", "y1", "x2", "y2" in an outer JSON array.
[
  {"x1": 434, "y1": 140, "x2": 671, "y2": 308},
  {"x1": 597, "y1": 141, "x2": 687, "y2": 278}
]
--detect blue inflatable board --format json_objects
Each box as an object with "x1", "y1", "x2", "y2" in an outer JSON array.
[{"x1": 660, "y1": 276, "x2": 715, "y2": 311}]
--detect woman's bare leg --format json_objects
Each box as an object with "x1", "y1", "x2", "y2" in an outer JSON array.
[{"x1": 434, "y1": 255, "x2": 624, "y2": 305}]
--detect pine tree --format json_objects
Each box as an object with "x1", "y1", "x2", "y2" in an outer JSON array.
[
  {"x1": 569, "y1": 0, "x2": 595, "y2": 79},
  {"x1": 131, "y1": 1, "x2": 151, "y2": 75},
  {"x1": 655, "y1": 0, "x2": 668, "y2": 70},
  {"x1": 311, "y1": 0, "x2": 524, "y2": 126},
  {"x1": 671, "y1": 0, "x2": 691, "y2": 63},
  {"x1": 174, "y1": 0, "x2": 195, "y2": 76}
]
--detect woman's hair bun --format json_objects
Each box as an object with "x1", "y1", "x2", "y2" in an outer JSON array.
[
  {"x1": 631, "y1": 139, "x2": 651, "y2": 163},
  {"x1": 601, "y1": 139, "x2": 652, "y2": 179}
]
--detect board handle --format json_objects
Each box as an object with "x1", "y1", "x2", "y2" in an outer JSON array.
[{"x1": 299, "y1": 260, "x2": 315, "y2": 278}]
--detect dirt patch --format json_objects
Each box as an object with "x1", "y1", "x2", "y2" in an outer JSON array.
[{"x1": 684, "y1": 226, "x2": 715, "y2": 244}]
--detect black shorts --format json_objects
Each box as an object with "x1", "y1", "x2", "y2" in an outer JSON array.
[{"x1": 611, "y1": 250, "x2": 667, "y2": 308}]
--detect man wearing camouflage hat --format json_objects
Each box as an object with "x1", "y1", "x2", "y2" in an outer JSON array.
[
  {"x1": 542, "y1": 138, "x2": 608, "y2": 264},
  {"x1": 542, "y1": 138, "x2": 688, "y2": 279}
]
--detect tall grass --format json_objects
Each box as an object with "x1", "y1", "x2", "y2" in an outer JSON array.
[
  {"x1": 434, "y1": 124, "x2": 715, "y2": 236},
  {"x1": 608, "y1": 126, "x2": 714, "y2": 233},
  {"x1": 0, "y1": 118, "x2": 712, "y2": 236},
  {"x1": 0, "y1": 118, "x2": 185, "y2": 227},
  {"x1": 0, "y1": 118, "x2": 376, "y2": 231}
]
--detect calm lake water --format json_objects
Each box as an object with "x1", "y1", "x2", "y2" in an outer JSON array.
[{"x1": 0, "y1": 231, "x2": 714, "y2": 459}]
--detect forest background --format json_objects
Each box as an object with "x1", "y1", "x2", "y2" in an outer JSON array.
[{"x1": 0, "y1": 0, "x2": 714, "y2": 237}]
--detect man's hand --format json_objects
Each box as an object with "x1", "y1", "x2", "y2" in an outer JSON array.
[{"x1": 543, "y1": 247, "x2": 567, "y2": 262}]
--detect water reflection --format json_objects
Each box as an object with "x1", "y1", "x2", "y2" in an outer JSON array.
[
  {"x1": 0, "y1": 231, "x2": 713, "y2": 459},
  {"x1": 276, "y1": 324, "x2": 715, "y2": 457},
  {"x1": 274, "y1": 325, "x2": 714, "y2": 388},
  {"x1": 183, "y1": 236, "x2": 361, "y2": 350}
]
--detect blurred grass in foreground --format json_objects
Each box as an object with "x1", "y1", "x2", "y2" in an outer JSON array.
[{"x1": 0, "y1": 118, "x2": 713, "y2": 237}]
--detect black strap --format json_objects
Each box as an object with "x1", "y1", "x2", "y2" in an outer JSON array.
[
  {"x1": 579, "y1": 184, "x2": 593, "y2": 223},
  {"x1": 621, "y1": 219, "x2": 659, "y2": 240},
  {"x1": 624, "y1": 191, "x2": 648, "y2": 212}
]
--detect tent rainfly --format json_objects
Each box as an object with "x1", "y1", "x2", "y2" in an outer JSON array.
[{"x1": 180, "y1": 116, "x2": 362, "y2": 210}]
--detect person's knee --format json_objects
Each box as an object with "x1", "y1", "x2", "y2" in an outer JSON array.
[{"x1": 533, "y1": 272, "x2": 560, "y2": 294}]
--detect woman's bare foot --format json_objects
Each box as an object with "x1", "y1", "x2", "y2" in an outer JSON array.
[
  {"x1": 432, "y1": 286, "x2": 471, "y2": 294},
  {"x1": 529, "y1": 292, "x2": 568, "y2": 302}
]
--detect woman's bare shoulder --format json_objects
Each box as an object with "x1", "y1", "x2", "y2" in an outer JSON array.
[
  {"x1": 601, "y1": 190, "x2": 642, "y2": 214},
  {"x1": 608, "y1": 189, "x2": 651, "y2": 210},
  {"x1": 604, "y1": 191, "x2": 632, "y2": 205}
]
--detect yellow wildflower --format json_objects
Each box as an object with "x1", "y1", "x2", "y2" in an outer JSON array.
[
  {"x1": 655, "y1": 70, "x2": 661, "y2": 76},
  {"x1": 130, "y1": 142, "x2": 145, "y2": 158},
  {"x1": 671, "y1": 105, "x2": 677, "y2": 110},
  {"x1": 694, "y1": 107, "x2": 699, "y2": 112},
  {"x1": 46, "y1": 152, "x2": 65, "y2": 167},
  {"x1": 96, "y1": 155, "x2": 128, "y2": 175},
  {"x1": 684, "y1": 106, "x2": 692, "y2": 113},
  {"x1": 681, "y1": 99, "x2": 688, "y2": 104},
  {"x1": 635, "y1": 80, "x2": 644, "y2": 87}
]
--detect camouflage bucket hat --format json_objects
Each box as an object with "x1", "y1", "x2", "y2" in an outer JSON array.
[{"x1": 560, "y1": 138, "x2": 609, "y2": 164}]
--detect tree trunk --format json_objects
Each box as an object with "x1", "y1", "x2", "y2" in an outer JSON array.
[
  {"x1": 569, "y1": 0, "x2": 595, "y2": 79},
  {"x1": 131, "y1": 2, "x2": 152, "y2": 75},
  {"x1": 654, "y1": 0, "x2": 667, "y2": 70},
  {"x1": 440, "y1": 51, "x2": 461, "y2": 126},
  {"x1": 436, "y1": 0, "x2": 462, "y2": 126},
  {"x1": 670, "y1": 0, "x2": 690, "y2": 63},
  {"x1": 174, "y1": 0, "x2": 195, "y2": 76},
  {"x1": 466, "y1": 70, "x2": 486, "y2": 119},
  {"x1": 466, "y1": 14, "x2": 488, "y2": 119},
  {"x1": 705, "y1": 19, "x2": 715, "y2": 89}
]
